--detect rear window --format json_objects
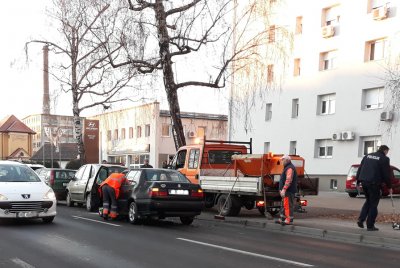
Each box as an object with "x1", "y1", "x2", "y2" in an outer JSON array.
[
  {"x1": 0, "y1": 164, "x2": 41, "y2": 182},
  {"x1": 208, "y1": 150, "x2": 242, "y2": 164},
  {"x1": 144, "y1": 170, "x2": 190, "y2": 183},
  {"x1": 54, "y1": 170, "x2": 76, "y2": 180},
  {"x1": 347, "y1": 166, "x2": 358, "y2": 177}
]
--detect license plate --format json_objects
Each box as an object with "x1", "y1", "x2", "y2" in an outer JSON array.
[
  {"x1": 63, "y1": 183, "x2": 68, "y2": 186},
  {"x1": 16, "y1": 211, "x2": 39, "y2": 218},
  {"x1": 168, "y1": 189, "x2": 189, "y2": 195}
]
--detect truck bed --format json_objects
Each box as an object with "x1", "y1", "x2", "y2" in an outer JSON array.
[{"x1": 199, "y1": 175, "x2": 262, "y2": 195}]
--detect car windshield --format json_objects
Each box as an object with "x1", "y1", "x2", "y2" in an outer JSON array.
[
  {"x1": 144, "y1": 170, "x2": 190, "y2": 183},
  {"x1": 347, "y1": 166, "x2": 358, "y2": 177},
  {"x1": 0, "y1": 164, "x2": 41, "y2": 182},
  {"x1": 108, "y1": 166, "x2": 126, "y2": 174}
]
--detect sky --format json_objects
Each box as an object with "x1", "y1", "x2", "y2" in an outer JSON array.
[{"x1": 0, "y1": 1, "x2": 229, "y2": 120}]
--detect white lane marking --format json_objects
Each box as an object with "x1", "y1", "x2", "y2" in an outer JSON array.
[
  {"x1": 11, "y1": 258, "x2": 36, "y2": 268},
  {"x1": 72, "y1": 216, "x2": 121, "y2": 227},
  {"x1": 177, "y1": 238, "x2": 314, "y2": 267}
]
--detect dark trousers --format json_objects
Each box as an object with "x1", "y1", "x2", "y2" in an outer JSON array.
[
  {"x1": 102, "y1": 184, "x2": 118, "y2": 218},
  {"x1": 358, "y1": 182, "x2": 381, "y2": 228}
]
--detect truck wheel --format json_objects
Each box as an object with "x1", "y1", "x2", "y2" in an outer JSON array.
[
  {"x1": 204, "y1": 194, "x2": 215, "y2": 209},
  {"x1": 348, "y1": 193, "x2": 357, "y2": 198},
  {"x1": 244, "y1": 201, "x2": 254, "y2": 210},
  {"x1": 66, "y1": 192, "x2": 74, "y2": 207},
  {"x1": 217, "y1": 194, "x2": 241, "y2": 216}
]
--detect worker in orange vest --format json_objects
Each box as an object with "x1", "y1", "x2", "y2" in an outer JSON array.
[{"x1": 99, "y1": 173, "x2": 128, "y2": 220}]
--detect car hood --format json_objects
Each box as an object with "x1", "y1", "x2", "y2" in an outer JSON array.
[{"x1": 0, "y1": 182, "x2": 52, "y2": 200}]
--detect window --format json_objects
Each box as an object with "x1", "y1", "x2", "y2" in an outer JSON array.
[
  {"x1": 290, "y1": 141, "x2": 297, "y2": 155},
  {"x1": 292, "y1": 98, "x2": 299, "y2": 118},
  {"x1": 318, "y1": 93, "x2": 336, "y2": 115},
  {"x1": 264, "y1": 142, "x2": 270, "y2": 153},
  {"x1": 107, "y1": 130, "x2": 111, "y2": 141},
  {"x1": 208, "y1": 150, "x2": 242, "y2": 164},
  {"x1": 322, "y1": 5, "x2": 340, "y2": 26},
  {"x1": 315, "y1": 139, "x2": 333, "y2": 158},
  {"x1": 121, "y1": 128, "x2": 126, "y2": 139},
  {"x1": 365, "y1": 39, "x2": 387, "y2": 61},
  {"x1": 267, "y1": 64, "x2": 274, "y2": 83},
  {"x1": 320, "y1": 50, "x2": 337, "y2": 71},
  {"x1": 293, "y1": 58, "x2": 301, "y2": 76},
  {"x1": 129, "y1": 127, "x2": 134, "y2": 139},
  {"x1": 362, "y1": 87, "x2": 384, "y2": 110},
  {"x1": 330, "y1": 179, "x2": 338, "y2": 190},
  {"x1": 162, "y1": 124, "x2": 171, "y2": 137},
  {"x1": 368, "y1": 0, "x2": 387, "y2": 12},
  {"x1": 188, "y1": 149, "x2": 200, "y2": 169},
  {"x1": 136, "y1": 126, "x2": 142, "y2": 138},
  {"x1": 114, "y1": 129, "x2": 118, "y2": 140},
  {"x1": 295, "y1": 16, "x2": 302, "y2": 34},
  {"x1": 360, "y1": 136, "x2": 381, "y2": 156},
  {"x1": 145, "y1": 124, "x2": 150, "y2": 137},
  {"x1": 268, "y1": 25, "x2": 276, "y2": 43},
  {"x1": 265, "y1": 103, "x2": 272, "y2": 121}
]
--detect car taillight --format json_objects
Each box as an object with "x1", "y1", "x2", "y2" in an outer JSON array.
[
  {"x1": 49, "y1": 172, "x2": 55, "y2": 186},
  {"x1": 149, "y1": 187, "x2": 168, "y2": 197},
  {"x1": 300, "y1": 200, "x2": 307, "y2": 206},
  {"x1": 346, "y1": 176, "x2": 355, "y2": 181},
  {"x1": 256, "y1": 201, "x2": 265, "y2": 207},
  {"x1": 191, "y1": 189, "x2": 204, "y2": 198}
]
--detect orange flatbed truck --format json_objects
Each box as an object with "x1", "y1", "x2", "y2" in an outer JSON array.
[{"x1": 170, "y1": 139, "x2": 319, "y2": 216}]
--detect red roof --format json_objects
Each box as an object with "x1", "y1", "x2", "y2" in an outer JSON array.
[{"x1": 0, "y1": 115, "x2": 36, "y2": 134}]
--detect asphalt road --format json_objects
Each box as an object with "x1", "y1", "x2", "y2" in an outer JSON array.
[{"x1": 0, "y1": 203, "x2": 399, "y2": 268}]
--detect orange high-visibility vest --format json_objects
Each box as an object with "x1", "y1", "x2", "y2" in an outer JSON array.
[{"x1": 100, "y1": 173, "x2": 127, "y2": 199}]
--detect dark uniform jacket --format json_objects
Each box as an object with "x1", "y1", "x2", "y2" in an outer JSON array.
[{"x1": 356, "y1": 151, "x2": 391, "y2": 188}]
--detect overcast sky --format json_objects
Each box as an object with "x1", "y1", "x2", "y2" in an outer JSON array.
[{"x1": 0, "y1": 1, "x2": 228, "y2": 120}]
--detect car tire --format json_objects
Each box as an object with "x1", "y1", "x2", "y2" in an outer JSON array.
[
  {"x1": 180, "y1": 216, "x2": 194, "y2": 225},
  {"x1": 86, "y1": 194, "x2": 96, "y2": 212},
  {"x1": 348, "y1": 193, "x2": 357, "y2": 198},
  {"x1": 42, "y1": 216, "x2": 55, "y2": 223},
  {"x1": 66, "y1": 192, "x2": 74, "y2": 207},
  {"x1": 128, "y1": 202, "x2": 140, "y2": 225}
]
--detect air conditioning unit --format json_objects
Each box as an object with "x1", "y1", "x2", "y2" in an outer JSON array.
[
  {"x1": 321, "y1": 25, "x2": 335, "y2": 38},
  {"x1": 332, "y1": 132, "x2": 342, "y2": 141},
  {"x1": 380, "y1": 111, "x2": 394, "y2": 121},
  {"x1": 372, "y1": 6, "x2": 388, "y2": 20},
  {"x1": 187, "y1": 131, "x2": 197, "y2": 138},
  {"x1": 341, "y1": 131, "x2": 355, "y2": 141}
]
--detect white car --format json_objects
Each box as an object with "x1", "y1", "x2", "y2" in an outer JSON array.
[{"x1": 0, "y1": 161, "x2": 57, "y2": 223}]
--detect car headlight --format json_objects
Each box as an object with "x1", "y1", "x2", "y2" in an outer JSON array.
[
  {"x1": 43, "y1": 189, "x2": 56, "y2": 200},
  {"x1": 0, "y1": 194, "x2": 8, "y2": 201}
]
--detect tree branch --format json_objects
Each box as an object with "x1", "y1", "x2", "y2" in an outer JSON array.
[{"x1": 166, "y1": 0, "x2": 201, "y2": 16}]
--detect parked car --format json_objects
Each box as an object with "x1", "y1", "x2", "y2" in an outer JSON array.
[
  {"x1": 0, "y1": 161, "x2": 57, "y2": 223},
  {"x1": 35, "y1": 168, "x2": 76, "y2": 200},
  {"x1": 66, "y1": 164, "x2": 126, "y2": 211},
  {"x1": 26, "y1": 163, "x2": 45, "y2": 172},
  {"x1": 114, "y1": 168, "x2": 204, "y2": 225},
  {"x1": 345, "y1": 164, "x2": 400, "y2": 197}
]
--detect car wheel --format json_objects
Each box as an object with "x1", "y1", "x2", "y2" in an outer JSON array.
[
  {"x1": 66, "y1": 192, "x2": 74, "y2": 207},
  {"x1": 42, "y1": 216, "x2": 55, "y2": 223},
  {"x1": 128, "y1": 202, "x2": 139, "y2": 225},
  {"x1": 86, "y1": 194, "x2": 96, "y2": 212},
  {"x1": 180, "y1": 216, "x2": 194, "y2": 225},
  {"x1": 348, "y1": 193, "x2": 357, "y2": 198}
]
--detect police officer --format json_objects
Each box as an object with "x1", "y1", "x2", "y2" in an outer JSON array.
[{"x1": 356, "y1": 145, "x2": 392, "y2": 231}]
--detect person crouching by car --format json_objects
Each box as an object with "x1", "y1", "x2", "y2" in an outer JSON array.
[
  {"x1": 276, "y1": 155, "x2": 298, "y2": 226},
  {"x1": 99, "y1": 173, "x2": 128, "y2": 220}
]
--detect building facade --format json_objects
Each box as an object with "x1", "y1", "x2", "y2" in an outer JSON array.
[
  {"x1": 230, "y1": 0, "x2": 400, "y2": 191},
  {"x1": 90, "y1": 102, "x2": 228, "y2": 168}
]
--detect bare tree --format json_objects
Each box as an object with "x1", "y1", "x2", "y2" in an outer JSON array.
[
  {"x1": 25, "y1": 0, "x2": 138, "y2": 161},
  {"x1": 97, "y1": 0, "x2": 285, "y2": 149}
]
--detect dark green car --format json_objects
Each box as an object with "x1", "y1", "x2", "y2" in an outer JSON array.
[{"x1": 37, "y1": 168, "x2": 77, "y2": 200}]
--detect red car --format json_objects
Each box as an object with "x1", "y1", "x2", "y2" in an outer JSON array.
[{"x1": 345, "y1": 164, "x2": 400, "y2": 197}]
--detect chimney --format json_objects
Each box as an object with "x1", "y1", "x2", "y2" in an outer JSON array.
[{"x1": 43, "y1": 45, "x2": 50, "y2": 114}]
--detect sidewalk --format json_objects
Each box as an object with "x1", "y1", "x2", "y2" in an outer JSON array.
[{"x1": 197, "y1": 192, "x2": 400, "y2": 250}]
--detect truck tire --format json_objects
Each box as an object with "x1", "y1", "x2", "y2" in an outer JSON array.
[
  {"x1": 204, "y1": 194, "x2": 215, "y2": 209},
  {"x1": 217, "y1": 194, "x2": 241, "y2": 216},
  {"x1": 348, "y1": 193, "x2": 357, "y2": 198}
]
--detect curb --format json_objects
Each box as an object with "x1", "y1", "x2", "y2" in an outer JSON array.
[{"x1": 197, "y1": 216, "x2": 400, "y2": 250}]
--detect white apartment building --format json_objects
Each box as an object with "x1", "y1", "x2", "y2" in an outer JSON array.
[
  {"x1": 90, "y1": 102, "x2": 228, "y2": 168},
  {"x1": 230, "y1": 0, "x2": 400, "y2": 191}
]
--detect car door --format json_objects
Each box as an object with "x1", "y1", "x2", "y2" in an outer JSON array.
[
  {"x1": 392, "y1": 168, "x2": 400, "y2": 194},
  {"x1": 69, "y1": 165, "x2": 86, "y2": 200},
  {"x1": 75, "y1": 165, "x2": 93, "y2": 202}
]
